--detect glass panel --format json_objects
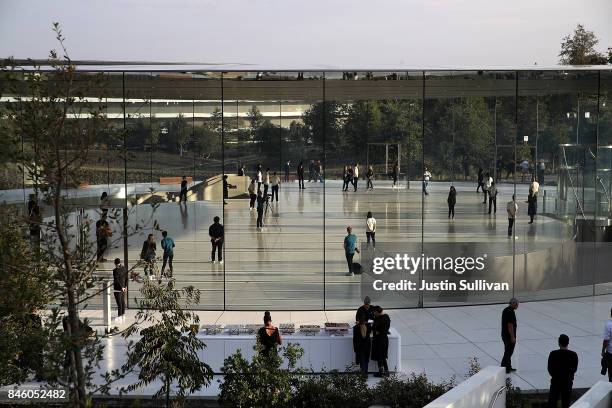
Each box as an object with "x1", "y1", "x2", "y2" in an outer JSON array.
[
  {"x1": 223, "y1": 71, "x2": 325, "y2": 310},
  {"x1": 324, "y1": 71, "x2": 423, "y2": 309}
]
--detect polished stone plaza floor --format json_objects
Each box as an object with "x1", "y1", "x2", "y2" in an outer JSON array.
[
  {"x1": 90, "y1": 179, "x2": 574, "y2": 310},
  {"x1": 81, "y1": 293, "x2": 612, "y2": 396}
]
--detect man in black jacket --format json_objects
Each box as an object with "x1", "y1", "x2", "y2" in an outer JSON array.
[
  {"x1": 501, "y1": 298, "x2": 519, "y2": 373},
  {"x1": 547, "y1": 334, "x2": 578, "y2": 408},
  {"x1": 112, "y1": 258, "x2": 128, "y2": 321},
  {"x1": 209, "y1": 216, "x2": 224, "y2": 264}
]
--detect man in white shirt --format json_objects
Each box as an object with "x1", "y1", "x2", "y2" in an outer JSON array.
[
  {"x1": 507, "y1": 195, "x2": 518, "y2": 237},
  {"x1": 530, "y1": 176, "x2": 540, "y2": 196},
  {"x1": 602, "y1": 308, "x2": 612, "y2": 382},
  {"x1": 483, "y1": 172, "x2": 493, "y2": 204},
  {"x1": 353, "y1": 164, "x2": 360, "y2": 191},
  {"x1": 423, "y1": 166, "x2": 431, "y2": 195}
]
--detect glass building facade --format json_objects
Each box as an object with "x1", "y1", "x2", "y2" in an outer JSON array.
[{"x1": 1, "y1": 67, "x2": 611, "y2": 310}]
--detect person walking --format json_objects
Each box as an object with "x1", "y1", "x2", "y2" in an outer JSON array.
[
  {"x1": 537, "y1": 160, "x2": 545, "y2": 185},
  {"x1": 140, "y1": 234, "x2": 157, "y2": 280},
  {"x1": 271, "y1": 171, "x2": 280, "y2": 202},
  {"x1": 392, "y1": 162, "x2": 399, "y2": 188},
  {"x1": 507, "y1": 195, "x2": 518, "y2": 237},
  {"x1": 501, "y1": 298, "x2": 519, "y2": 373},
  {"x1": 100, "y1": 191, "x2": 110, "y2": 217},
  {"x1": 344, "y1": 226, "x2": 360, "y2": 276},
  {"x1": 366, "y1": 211, "x2": 376, "y2": 248},
  {"x1": 447, "y1": 186, "x2": 457, "y2": 219},
  {"x1": 283, "y1": 160, "x2": 290, "y2": 182},
  {"x1": 353, "y1": 163, "x2": 360, "y2": 191},
  {"x1": 256, "y1": 165, "x2": 263, "y2": 193},
  {"x1": 547, "y1": 334, "x2": 578, "y2": 408},
  {"x1": 248, "y1": 177, "x2": 257, "y2": 210},
  {"x1": 342, "y1": 165, "x2": 350, "y2": 191},
  {"x1": 488, "y1": 182, "x2": 498, "y2": 214},
  {"x1": 179, "y1": 176, "x2": 188, "y2": 203},
  {"x1": 366, "y1": 166, "x2": 374, "y2": 190},
  {"x1": 297, "y1": 161, "x2": 305, "y2": 189},
  {"x1": 209, "y1": 216, "x2": 224, "y2": 264},
  {"x1": 256, "y1": 191, "x2": 265, "y2": 229},
  {"x1": 263, "y1": 168, "x2": 271, "y2": 198},
  {"x1": 353, "y1": 314, "x2": 372, "y2": 376},
  {"x1": 527, "y1": 190, "x2": 537, "y2": 224},
  {"x1": 530, "y1": 176, "x2": 540, "y2": 197},
  {"x1": 316, "y1": 160, "x2": 324, "y2": 182},
  {"x1": 112, "y1": 258, "x2": 128, "y2": 322},
  {"x1": 237, "y1": 164, "x2": 245, "y2": 176},
  {"x1": 345, "y1": 165, "x2": 354, "y2": 192},
  {"x1": 601, "y1": 307, "x2": 612, "y2": 382},
  {"x1": 477, "y1": 167, "x2": 484, "y2": 193},
  {"x1": 372, "y1": 306, "x2": 391, "y2": 377},
  {"x1": 96, "y1": 216, "x2": 112, "y2": 262},
  {"x1": 423, "y1": 166, "x2": 431, "y2": 195},
  {"x1": 160, "y1": 230, "x2": 175, "y2": 277},
  {"x1": 483, "y1": 172, "x2": 493, "y2": 204}
]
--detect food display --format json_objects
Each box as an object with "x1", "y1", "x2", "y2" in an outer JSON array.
[
  {"x1": 324, "y1": 322, "x2": 350, "y2": 335},
  {"x1": 279, "y1": 323, "x2": 295, "y2": 335},
  {"x1": 299, "y1": 324, "x2": 321, "y2": 335},
  {"x1": 201, "y1": 324, "x2": 223, "y2": 335},
  {"x1": 225, "y1": 324, "x2": 260, "y2": 335}
]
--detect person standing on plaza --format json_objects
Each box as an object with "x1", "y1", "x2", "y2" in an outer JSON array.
[
  {"x1": 483, "y1": 172, "x2": 493, "y2": 204},
  {"x1": 366, "y1": 211, "x2": 376, "y2": 248},
  {"x1": 353, "y1": 163, "x2": 360, "y2": 191},
  {"x1": 372, "y1": 305, "x2": 391, "y2": 377},
  {"x1": 316, "y1": 160, "x2": 324, "y2": 182},
  {"x1": 263, "y1": 168, "x2": 271, "y2": 198},
  {"x1": 284, "y1": 160, "x2": 290, "y2": 182},
  {"x1": 353, "y1": 314, "x2": 372, "y2": 376},
  {"x1": 547, "y1": 334, "x2": 578, "y2": 408},
  {"x1": 356, "y1": 296, "x2": 375, "y2": 322},
  {"x1": 308, "y1": 159, "x2": 314, "y2": 182},
  {"x1": 366, "y1": 166, "x2": 374, "y2": 190},
  {"x1": 342, "y1": 165, "x2": 350, "y2": 191},
  {"x1": 237, "y1": 164, "x2": 245, "y2": 176},
  {"x1": 527, "y1": 190, "x2": 537, "y2": 224},
  {"x1": 488, "y1": 182, "x2": 498, "y2": 214},
  {"x1": 297, "y1": 161, "x2": 305, "y2": 189},
  {"x1": 223, "y1": 175, "x2": 236, "y2": 206},
  {"x1": 256, "y1": 164, "x2": 263, "y2": 193},
  {"x1": 256, "y1": 191, "x2": 265, "y2": 229},
  {"x1": 530, "y1": 176, "x2": 540, "y2": 197},
  {"x1": 271, "y1": 171, "x2": 280, "y2": 202},
  {"x1": 423, "y1": 166, "x2": 431, "y2": 195},
  {"x1": 507, "y1": 195, "x2": 518, "y2": 237},
  {"x1": 208, "y1": 216, "x2": 224, "y2": 264},
  {"x1": 140, "y1": 233, "x2": 157, "y2": 280},
  {"x1": 477, "y1": 167, "x2": 484, "y2": 193},
  {"x1": 96, "y1": 216, "x2": 112, "y2": 262},
  {"x1": 392, "y1": 162, "x2": 399, "y2": 188},
  {"x1": 501, "y1": 298, "x2": 519, "y2": 373},
  {"x1": 160, "y1": 230, "x2": 175, "y2": 277},
  {"x1": 447, "y1": 186, "x2": 457, "y2": 219},
  {"x1": 601, "y1": 307, "x2": 612, "y2": 382},
  {"x1": 100, "y1": 191, "x2": 110, "y2": 217},
  {"x1": 179, "y1": 176, "x2": 188, "y2": 203},
  {"x1": 344, "y1": 226, "x2": 360, "y2": 276},
  {"x1": 248, "y1": 177, "x2": 257, "y2": 210},
  {"x1": 112, "y1": 258, "x2": 128, "y2": 322},
  {"x1": 537, "y1": 160, "x2": 545, "y2": 185},
  {"x1": 345, "y1": 165, "x2": 354, "y2": 192}
]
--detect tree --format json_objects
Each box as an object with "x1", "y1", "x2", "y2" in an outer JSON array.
[
  {"x1": 121, "y1": 279, "x2": 213, "y2": 407},
  {"x1": 344, "y1": 101, "x2": 382, "y2": 161},
  {"x1": 165, "y1": 114, "x2": 190, "y2": 157},
  {"x1": 559, "y1": 24, "x2": 607, "y2": 65},
  {"x1": 247, "y1": 105, "x2": 264, "y2": 137}
]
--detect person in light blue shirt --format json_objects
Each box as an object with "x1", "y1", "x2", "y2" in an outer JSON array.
[
  {"x1": 344, "y1": 226, "x2": 360, "y2": 276},
  {"x1": 160, "y1": 230, "x2": 175, "y2": 277}
]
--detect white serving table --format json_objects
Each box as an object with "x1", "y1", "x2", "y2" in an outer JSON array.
[{"x1": 196, "y1": 328, "x2": 401, "y2": 374}]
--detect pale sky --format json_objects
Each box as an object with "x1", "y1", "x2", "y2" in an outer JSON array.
[{"x1": 1, "y1": 0, "x2": 611, "y2": 69}]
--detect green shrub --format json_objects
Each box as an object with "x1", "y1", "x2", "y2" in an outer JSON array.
[{"x1": 370, "y1": 373, "x2": 456, "y2": 408}]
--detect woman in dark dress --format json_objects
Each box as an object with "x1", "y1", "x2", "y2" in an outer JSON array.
[
  {"x1": 257, "y1": 311, "x2": 282, "y2": 355},
  {"x1": 140, "y1": 234, "x2": 157, "y2": 279},
  {"x1": 353, "y1": 313, "x2": 372, "y2": 376},
  {"x1": 527, "y1": 190, "x2": 537, "y2": 224},
  {"x1": 371, "y1": 305, "x2": 391, "y2": 377},
  {"x1": 447, "y1": 186, "x2": 457, "y2": 219}
]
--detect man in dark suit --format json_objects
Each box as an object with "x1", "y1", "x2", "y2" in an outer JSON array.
[
  {"x1": 547, "y1": 334, "x2": 578, "y2": 408},
  {"x1": 501, "y1": 298, "x2": 519, "y2": 373},
  {"x1": 112, "y1": 258, "x2": 128, "y2": 321}
]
